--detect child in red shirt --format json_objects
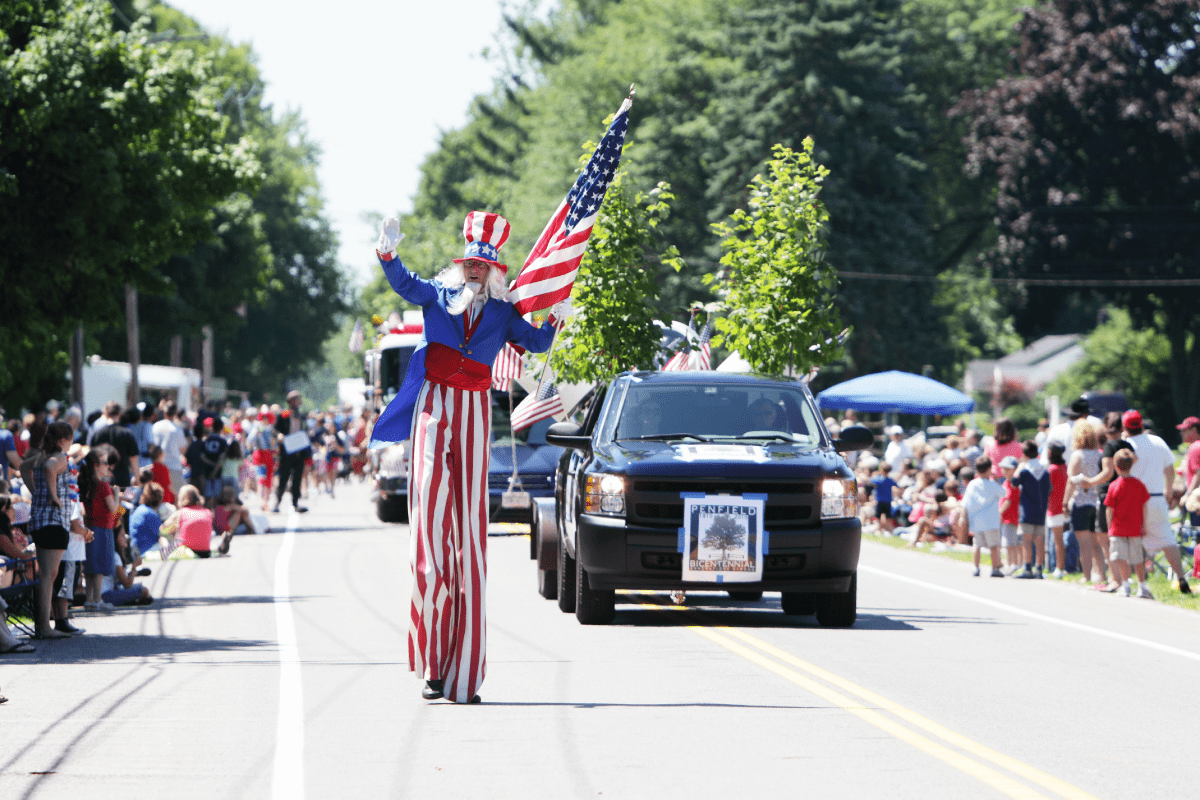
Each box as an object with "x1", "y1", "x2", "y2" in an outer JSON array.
[
  {"x1": 1103, "y1": 449, "x2": 1150, "y2": 598},
  {"x1": 147, "y1": 445, "x2": 175, "y2": 504},
  {"x1": 80, "y1": 446, "x2": 119, "y2": 611},
  {"x1": 998, "y1": 456, "x2": 1022, "y2": 573},
  {"x1": 1046, "y1": 443, "x2": 1069, "y2": 578}
]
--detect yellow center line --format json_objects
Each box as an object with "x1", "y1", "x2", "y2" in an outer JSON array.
[
  {"x1": 632, "y1": 599, "x2": 1100, "y2": 800},
  {"x1": 719, "y1": 627, "x2": 1100, "y2": 800}
]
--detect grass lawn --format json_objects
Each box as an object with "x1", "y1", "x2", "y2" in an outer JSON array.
[{"x1": 862, "y1": 529, "x2": 1200, "y2": 613}]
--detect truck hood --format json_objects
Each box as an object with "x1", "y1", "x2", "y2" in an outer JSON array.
[
  {"x1": 489, "y1": 442, "x2": 564, "y2": 476},
  {"x1": 595, "y1": 440, "x2": 848, "y2": 479}
]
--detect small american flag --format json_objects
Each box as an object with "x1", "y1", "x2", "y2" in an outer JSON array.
[
  {"x1": 348, "y1": 318, "x2": 364, "y2": 354},
  {"x1": 510, "y1": 380, "x2": 564, "y2": 433},
  {"x1": 662, "y1": 316, "x2": 713, "y2": 371},
  {"x1": 509, "y1": 96, "x2": 632, "y2": 317},
  {"x1": 695, "y1": 318, "x2": 713, "y2": 370},
  {"x1": 492, "y1": 343, "x2": 524, "y2": 392}
]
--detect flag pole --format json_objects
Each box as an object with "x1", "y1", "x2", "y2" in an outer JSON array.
[{"x1": 533, "y1": 314, "x2": 562, "y2": 400}]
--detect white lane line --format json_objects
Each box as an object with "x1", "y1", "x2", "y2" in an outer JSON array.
[
  {"x1": 860, "y1": 564, "x2": 1200, "y2": 663},
  {"x1": 272, "y1": 511, "x2": 305, "y2": 800}
]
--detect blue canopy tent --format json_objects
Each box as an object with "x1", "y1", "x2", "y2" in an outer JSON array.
[{"x1": 816, "y1": 370, "x2": 974, "y2": 415}]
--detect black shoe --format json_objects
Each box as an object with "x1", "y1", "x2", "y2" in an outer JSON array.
[
  {"x1": 296, "y1": 506, "x2": 309, "y2": 513},
  {"x1": 270, "y1": 504, "x2": 281, "y2": 513},
  {"x1": 55, "y1": 621, "x2": 86, "y2": 635},
  {"x1": 137, "y1": 567, "x2": 152, "y2": 577},
  {"x1": 421, "y1": 680, "x2": 444, "y2": 700},
  {"x1": 467, "y1": 695, "x2": 481, "y2": 704}
]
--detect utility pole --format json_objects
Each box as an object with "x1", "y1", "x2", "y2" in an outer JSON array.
[
  {"x1": 70, "y1": 325, "x2": 84, "y2": 410},
  {"x1": 126, "y1": 284, "x2": 140, "y2": 408},
  {"x1": 201, "y1": 325, "x2": 214, "y2": 408}
]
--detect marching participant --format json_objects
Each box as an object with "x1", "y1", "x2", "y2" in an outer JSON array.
[{"x1": 373, "y1": 212, "x2": 568, "y2": 704}]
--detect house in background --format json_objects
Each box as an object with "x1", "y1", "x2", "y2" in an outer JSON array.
[{"x1": 964, "y1": 334, "x2": 1085, "y2": 402}]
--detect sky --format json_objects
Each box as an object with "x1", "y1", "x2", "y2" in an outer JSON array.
[{"x1": 168, "y1": 0, "x2": 511, "y2": 287}]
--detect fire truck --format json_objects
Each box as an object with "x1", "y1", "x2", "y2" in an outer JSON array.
[{"x1": 364, "y1": 312, "x2": 423, "y2": 522}]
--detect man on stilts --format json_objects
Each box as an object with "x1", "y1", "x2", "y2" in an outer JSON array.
[{"x1": 373, "y1": 212, "x2": 568, "y2": 704}]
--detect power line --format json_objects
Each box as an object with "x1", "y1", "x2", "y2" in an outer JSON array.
[{"x1": 836, "y1": 271, "x2": 1200, "y2": 288}]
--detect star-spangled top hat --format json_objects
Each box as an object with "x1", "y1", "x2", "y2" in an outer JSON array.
[{"x1": 452, "y1": 210, "x2": 511, "y2": 271}]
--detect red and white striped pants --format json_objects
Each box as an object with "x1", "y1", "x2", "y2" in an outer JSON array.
[{"x1": 407, "y1": 380, "x2": 490, "y2": 703}]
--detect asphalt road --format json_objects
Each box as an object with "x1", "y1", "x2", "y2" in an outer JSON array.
[{"x1": 3, "y1": 480, "x2": 1197, "y2": 800}]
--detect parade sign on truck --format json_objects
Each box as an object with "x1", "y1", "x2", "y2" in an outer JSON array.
[{"x1": 680, "y1": 493, "x2": 766, "y2": 583}]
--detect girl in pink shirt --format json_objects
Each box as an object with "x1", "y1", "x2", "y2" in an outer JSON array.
[{"x1": 159, "y1": 485, "x2": 214, "y2": 558}]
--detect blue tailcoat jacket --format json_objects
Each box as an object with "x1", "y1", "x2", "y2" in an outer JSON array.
[{"x1": 369, "y1": 254, "x2": 556, "y2": 446}]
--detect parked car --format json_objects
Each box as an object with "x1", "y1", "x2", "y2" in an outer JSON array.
[
  {"x1": 535, "y1": 370, "x2": 873, "y2": 626},
  {"x1": 488, "y1": 416, "x2": 563, "y2": 526}
]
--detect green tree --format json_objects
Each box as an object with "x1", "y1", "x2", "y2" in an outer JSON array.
[
  {"x1": 0, "y1": 0, "x2": 259, "y2": 410},
  {"x1": 88, "y1": 3, "x2": 351, "y2": 402},
  {"x1": 708, "y1": 0, "x2": 949, "y2": 379},
  {"x1": 707, "y1": 142, "x2": 842, "y2": 376},
  {"x1": 548, "y1": 169, "x2": 682, "y2": 385},
  {"x1": 957, "y1": 0, "x2": 1200, "y2": 419}
]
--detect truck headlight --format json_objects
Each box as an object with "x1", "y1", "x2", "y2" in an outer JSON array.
[
  {"x1": 821, "y1": 478, "x2": 857, "y2": 519},
  {"x1": 585, "y1": 473, "x2": 625, "y2": 517}
]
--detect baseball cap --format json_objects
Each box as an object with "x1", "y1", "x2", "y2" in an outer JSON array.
[
  {"x1": 887, "y1": 425, "x2": 904, "y2": 436},
  {"x1": 999, "y1": 455, "x2": 1019, "y2": 469},
  {"x1": 1121, "y1": 409, "x2": 1143, "y2": 429},
  {"x1": 1176, "y1": 416, "x2": 1200, "y2": 431},
  {"x1": 286, "y1": 390, "x2": 302, "y2": 403}
]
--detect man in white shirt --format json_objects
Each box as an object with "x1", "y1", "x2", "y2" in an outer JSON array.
[
  {"x1": 1044, "y1": 397, "x2": 1104, "y2": 465},
  {"x1": 883, "y1": 426, "x2": 912, "y2": 474},
  {"x1": 1123, "y1": 409, "x2": 1190, "y2": 594},
  {"x1": 151, "y1": 403, "x2": 188, "y2": 497}
]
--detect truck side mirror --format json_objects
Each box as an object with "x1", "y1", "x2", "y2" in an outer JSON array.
[
  {"x1": 834, "y1": 425, "x2": 874, "y2": 453},
  {"x1": 546, "y1": 422, "x2": 592, "y2": 452}
]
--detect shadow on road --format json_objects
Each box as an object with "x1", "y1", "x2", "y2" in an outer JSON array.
[
  {"x1": 607, "y1": 597, "x2": 930, "y2": 630},
  {"x1": 24, "y1": 632, "x2": 274, "y2": 664},
  {"x1": 432, "y1": 701, "x2": 830, "y2": 710}
]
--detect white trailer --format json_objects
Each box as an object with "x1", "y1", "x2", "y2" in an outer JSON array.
[{"x1": 79, "y1": 358, "x2": 203, "y2": 417}]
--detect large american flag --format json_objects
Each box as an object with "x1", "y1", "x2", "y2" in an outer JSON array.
[
  {"x1": 348, "y1": 318, "x2": 364, "y2": 354},
  {"x1": 510, "y1": 379, "x2": 564, "y2": 433},
  {"x1": 492, "y1": 342, "x2": 524, "y2": 392},
  {"x1": 509, "y1": 96, "x2": 632, "y2": 317}
]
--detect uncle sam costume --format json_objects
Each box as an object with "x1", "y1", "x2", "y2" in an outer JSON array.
[{"x1": 373, "y1": 211, "x2": 561, "y2": 703}]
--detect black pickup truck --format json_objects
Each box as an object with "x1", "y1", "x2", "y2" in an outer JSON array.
[{"x1": 532, "y1": 370, "x2": 873, "y2": 626}]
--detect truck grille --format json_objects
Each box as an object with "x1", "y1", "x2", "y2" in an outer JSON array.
[
  {"x1": 489, "y1": 473, "x2": 554, "y2": 490},
  {"x1": 627, "y1": 479, "x2": 816, "y2": 528}
]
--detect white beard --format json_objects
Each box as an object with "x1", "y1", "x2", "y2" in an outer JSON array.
[{"x1": 447, "y1": 281, "x2": 483, "y2": 316}]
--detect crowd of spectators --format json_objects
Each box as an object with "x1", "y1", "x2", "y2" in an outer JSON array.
[
  {"x1": 1, "y1": 394, "x2": 375, "y2": 660},
  {"x1": 847, "y1": 399, "x2": 1199, "y2": 601}
]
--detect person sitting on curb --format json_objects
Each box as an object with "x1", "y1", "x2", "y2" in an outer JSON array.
[
  {"x1": 101, "y1": 527, "x2": 152, "y2": 607},
  {"x1": 213, "y1": 486, "x2": 251, "y2": 556}
]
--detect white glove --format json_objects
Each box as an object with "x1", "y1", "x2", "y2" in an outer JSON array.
[
  {"x1": 1069, "y1": 474, "x2": 1087, "y2": 486},
  {"x1": 376, "y1": 217, "x2": 405, "y2": 255},
  {"x1": 548, "y1": 298, "x2": 573, "y2": 329}
]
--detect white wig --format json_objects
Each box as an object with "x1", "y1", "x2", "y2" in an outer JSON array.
[{"x1": 438, "y1": 262, "x2": 510, "y2": 314}]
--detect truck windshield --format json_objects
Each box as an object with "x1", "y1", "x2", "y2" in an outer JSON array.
[
  {"x1": 380, "y1": 346, "x2": 414, "y2": 404},
  {"x1": 615, "y1": 381, "x2": 825, "y2": 446}
]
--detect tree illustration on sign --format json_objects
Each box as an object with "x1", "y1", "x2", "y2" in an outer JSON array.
[{"x1": 702, "y1": 514, "x2": 747, "y2": 560}]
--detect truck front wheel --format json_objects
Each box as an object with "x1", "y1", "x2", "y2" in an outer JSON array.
[
  {"x1": 575, "y1": 554, "x2": 615, "y2": 625},
  {"x1": 815, "y1": 574, "x2": 857, "y2": 628}
]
